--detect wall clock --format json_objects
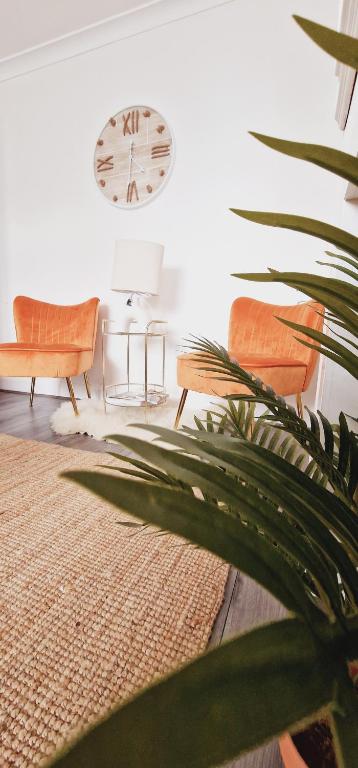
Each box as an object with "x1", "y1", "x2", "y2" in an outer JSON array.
[{"x1": 94, "y1": 105, "x2": 174, "y2": 208}]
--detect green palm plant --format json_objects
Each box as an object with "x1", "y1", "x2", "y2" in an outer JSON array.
[
  {"x1": 50, "y1": 16, "x2": 358, "y2": 768},
  {"x1": 193, "y1": 399, "x2": 328, "y2": 486},
  {"x1": 186, "y1": 336, "x2": 357, "y2": 502}
]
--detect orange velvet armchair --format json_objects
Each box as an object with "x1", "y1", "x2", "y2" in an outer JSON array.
[
  {"x1": 175, "y1": 297, "x2": 323, "y2": 428},
  {"x1": 0, "y1": 296, "x2": 100, "y2": 414}
]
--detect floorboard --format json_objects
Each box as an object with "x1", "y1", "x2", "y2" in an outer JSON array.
[
  {"x1": 0, "y1": 389, "x2": 111, "y2": 452},
  {"x1": 0, "y1": 389, "x2": 285, "y2": 767},
  {"x1": 223, "y1": 575, "x2": 286, "y2": 768}
]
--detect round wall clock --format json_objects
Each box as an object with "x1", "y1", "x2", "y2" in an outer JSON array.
[{"x1": 94, "y1": 105, "x2": 174, "y2": 208}]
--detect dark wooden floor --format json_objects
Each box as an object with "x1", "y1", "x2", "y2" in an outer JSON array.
[{"x1": 0, "y1": 389, "x2": 284, "y2": 768}]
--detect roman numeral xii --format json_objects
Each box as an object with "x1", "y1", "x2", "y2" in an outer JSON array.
[{"x1": 122, "y1": 110, "x2": 140, "y2": 135}]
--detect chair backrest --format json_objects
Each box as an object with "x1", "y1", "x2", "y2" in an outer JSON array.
[
  {"x1": 14, "y1": 296, "x2": 100, "y2": 351},
  {"x1": 228, "y1": 297, "x2": 324, "y2": 387}
]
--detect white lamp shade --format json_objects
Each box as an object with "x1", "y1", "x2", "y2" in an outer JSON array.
[{"x1": 111, "y1": 240, "x2": 164, "y2": 295}]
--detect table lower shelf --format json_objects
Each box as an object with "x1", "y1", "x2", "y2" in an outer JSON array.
[{"x1": 104, "y1": 384, "x2": 168, "y2": 408}]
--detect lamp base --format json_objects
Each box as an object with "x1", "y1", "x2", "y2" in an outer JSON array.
[{"x1": 125, "y1": 293, "x2": 152, "y2": 330}]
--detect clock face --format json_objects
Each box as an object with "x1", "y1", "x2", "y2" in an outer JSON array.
[{"x1": 94, "y1": 105, "x2": 174, "y2": 208}]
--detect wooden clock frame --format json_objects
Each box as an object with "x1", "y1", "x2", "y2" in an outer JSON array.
[{"x1": 93, "y1": 104, "x2": 175, "y2": 209}]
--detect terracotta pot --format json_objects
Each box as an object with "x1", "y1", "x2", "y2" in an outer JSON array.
[
  {"x1": 279, "y1": 733, "x2": 308, "y2": 768},
  {"x1": 280, "y1": 664, "x2": 357, "y2": 768}
]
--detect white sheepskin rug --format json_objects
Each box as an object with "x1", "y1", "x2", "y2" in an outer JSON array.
[{"x1": 50, "y1": 398, "x2": 200, "y2": 443}]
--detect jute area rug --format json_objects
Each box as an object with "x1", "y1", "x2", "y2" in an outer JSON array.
[{"x1": 0, "y1": 434, "x2": 228, "y2": 767}]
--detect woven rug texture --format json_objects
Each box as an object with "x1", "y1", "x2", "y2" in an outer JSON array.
[{"x1": 0, "y1": 434, "x2": 228, "y2": 767}]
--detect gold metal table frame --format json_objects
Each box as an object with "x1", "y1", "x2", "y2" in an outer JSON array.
[{"x1": 102, "y1": 319, "x2": 168, "y2": 411}]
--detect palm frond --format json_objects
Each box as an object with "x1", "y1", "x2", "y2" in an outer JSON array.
[
  {"x1": 324, "y1": 251, "x2": 358, "y2": 272},
  {"x1": 249, "y1": 135, "x2": 358, "y2": 187},
  {"x1": 231, "y1": 271, "x2": 358, "y2": 337},
  {"x1": 277, "y1": 317, "x2": 358, "y2": 380},
  {"x1": 317, "y1": 261, "x2": 358, "y2": 282},
  {"x1": 49, "y1": 617, "x2": 339, "y2": 768},
  {"x1": 193, "y1": 399, "x2": 327, "y2": 486},
  {"x1": 186, "y1": 336, "x2": 357, "y2": 502},
  {"x1": 293, "y1": 15, "x2": 358, "y2": 69},
  {"x1": 230, "y1": 211, "x2": 358, "y2": 259}
]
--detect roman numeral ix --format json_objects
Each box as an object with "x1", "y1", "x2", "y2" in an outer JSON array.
[
  {"x1": 96, "y1": 156, "x2": 114, "y2": 172},
  {"x1": 127, "y1": 180, "x2": 139, "y2": 203},
  {"x1": 151, "y1": 143, "x2": 170, "y2": 159},
  {"x1": 123, "y1": 110, "x2": 140, "y2": 136}
]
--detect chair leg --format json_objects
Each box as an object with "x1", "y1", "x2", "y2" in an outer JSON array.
[
  {"x1": 65, "y1": 377, "x2": 79, "y2": 416},
  {"x1": 174, "y1": 388, "x2": 188, "y2": 429},
  {"x1": 296, "y1": 393, "x2": 304, "y2": 419},
  {"x1": 29, "y1": 377, "x2": 36, "y2": 407},
  {"x1": 83, "y1": 371, "x2": 91, "y2": 398}
]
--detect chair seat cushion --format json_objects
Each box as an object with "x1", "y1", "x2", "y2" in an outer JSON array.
[
  {"x1": 0, "y1": 343, "x2": 91, "y2": 352},
  {"x1": 229, "y1": 354, "x2": 306, "y2": 368},
  {"x1": 0, "y1": 342, "x2": 93, "y2": 378},
  {"x1": 177, "y1": 352, "x2": 308, "y2": 397}
]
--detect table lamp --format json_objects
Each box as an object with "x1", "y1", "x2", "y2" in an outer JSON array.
[{"x1": 111, "y1": 239, "x2": 164, "y2": 328}]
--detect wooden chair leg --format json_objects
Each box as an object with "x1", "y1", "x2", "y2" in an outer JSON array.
[
  {"x1": 296, "y1": 393, "x2": 304, "y2": 419},
  {"x1": 83, "y1": 371, "x2": 91, "y2": 398},
  {"x1": 29, "y1": 377, "x2": 36, "y2": 407},
  {"x1": 174, "y1": 388, "x2": 188, "y2": 429},
  {"x1": 65, "y1": 377, "x2": 79, "y2": 415}
]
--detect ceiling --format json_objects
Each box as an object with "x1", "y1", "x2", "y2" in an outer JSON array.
[{"x1": 0, "y1": 0, "x2": 158, "y2": 60}]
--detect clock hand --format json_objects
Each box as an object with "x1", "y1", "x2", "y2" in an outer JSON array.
[
  {"x1": 127, "y1": 139, "x2": 133, "y2": 185},
  {"x1": 130, "y1": 141, "x2": 145, "y2": 173},
  {"x1": 131, "y1": 156, "x2": 145, "y2": 173}
]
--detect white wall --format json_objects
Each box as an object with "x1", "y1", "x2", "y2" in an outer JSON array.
[
  {"x1": 0, "y1": 0, "x2": 158, "y2": 60},
  {"x1": 0, "y1": 0, "x2": 348, "y2": 412}
]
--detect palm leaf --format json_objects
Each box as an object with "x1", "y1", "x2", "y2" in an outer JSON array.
[
  {"x1": 194, "y1": 400, "x2": 324, "y2": 485},
  {"x1": 106, "y1": 452, "x2": 180, "y2": 485},
  {"x1": 317, "y1": 261, "x2": 358, "y2": 282},
  {"x1": 249, "y1": 134, "x2": 358, "y2": 186},
  {"x1": 232, "y1": 271, "x2": 358, "y2": 336},
  {"x1": 277, "y1": 317, "x2": 358, "y2": 380},
  {"x1": 186, "y1": 337, "x2": 354, "y2": 499},
  {"x1": 230, "y1": 211, "x2": 358, "y2": 259},
  {"x1": 104, "y1": 429, "x2": 358, "y2": 585},
  {"x1": 324, "y1": 252, "x2": 358, "y2": 272},
  {"x1": 49, "y1": 618, "x2": 337, "y2": 768},
  {"x1": 64, "y1": 468, "x2": 312, "y2": 619},
  {"x1": 318, "y1": 411, "x2": 335, "y2": 460},
  {"x1": 293, "y1": 16, "x2": 358, "y2": 70},
  {"x1": 99, "y1": 434, "x2": 343, "y2": 617},
  {"x1": 348, "y1": 434, "x2": 358, "y2": 498},
  {"x1": 338, "y1": 413, "x2": 350, "y2": 477}
]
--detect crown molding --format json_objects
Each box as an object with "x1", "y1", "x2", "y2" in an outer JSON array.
[
  {"x1": 0, "y1": 0, "x2": 235, "y2": 84},
  {"x1": 335, "y1": 0, "x2": 358, "y2": 129}
]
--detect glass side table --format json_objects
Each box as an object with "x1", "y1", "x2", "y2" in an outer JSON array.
[{"x1": 102, "y1": 319, "x2": 168, "y2": 411}]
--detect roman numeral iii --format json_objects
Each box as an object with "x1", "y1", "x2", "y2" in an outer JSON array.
[{"x1": 151, "y1": 143, "x2": 170, "y2": 159}]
